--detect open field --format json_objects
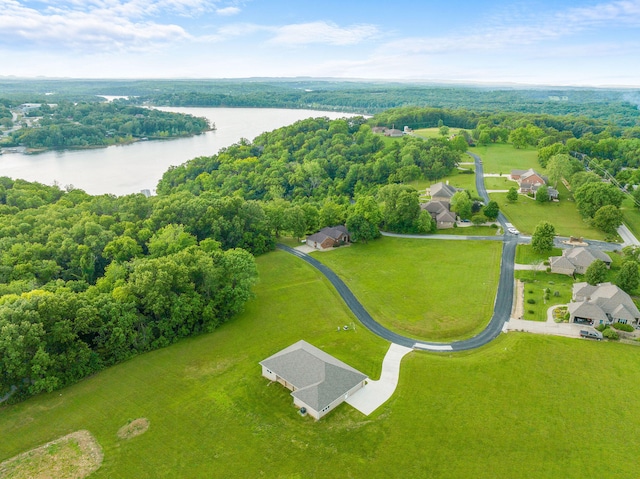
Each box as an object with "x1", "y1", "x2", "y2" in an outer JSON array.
[
  {"x1": 621, "y1": 196, "x2": 640, "y2": 240},
  {"x1": 484, "y1": 175, "x2": 518, "y2": 190},
  {"x1": 312, "y1": 237, "x2": 501, "y2": 341},
  {"x1": 517, "y1": 270, "x2": 575, "y2": 321},
  {"x1": 474, "y1": 144, "x2": 541, "y2": 174},
  {"x1": 413, "y1": 127, "x2": 464, "y2": 138},
  {"x1": 490, "y1": 184, "x2": 607, "y2": 240},
  {"x1": 2, "y1": 251, "x2": 640, "y2": 478}
]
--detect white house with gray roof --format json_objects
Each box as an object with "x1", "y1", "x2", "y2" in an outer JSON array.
[
  {"x1": 260, "y1": 340, "x2": 368, "y2": 420},
  {"x1": 568, "y1": 282, "x2": 640, "y2": 326}
]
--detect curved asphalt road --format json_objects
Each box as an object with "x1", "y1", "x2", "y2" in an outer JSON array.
[{"x1": 278, "y1": 151, "x2": 616, "y2": 352}]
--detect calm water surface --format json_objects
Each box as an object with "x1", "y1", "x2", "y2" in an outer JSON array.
[{"x1": 1, "y1": 108, "x2": 359, "y2": 196}]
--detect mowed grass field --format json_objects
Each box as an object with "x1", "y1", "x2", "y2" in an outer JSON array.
[
  {"x1": 413, "y1": 127, "x2": 465, "y2": 138},
  {"x1": 2, "y1": 250, "x2": 640, "y2": 477},
  {"x1": 474, "y1": 144, "x2": 541, "y2": 174},
  {"x1": 490, "y1": 185, "x2": 607, "y2": 240},
  {"x1": 621, "y1": 196, "x2": 640, "y2": 239},
  {"x1": 312, "y1": 237, "x2": 502, "y2": 341}
]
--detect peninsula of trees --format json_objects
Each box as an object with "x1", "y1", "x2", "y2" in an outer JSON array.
[{"x1": 0, "y1": 100, "x2": 210, "y2": 151}]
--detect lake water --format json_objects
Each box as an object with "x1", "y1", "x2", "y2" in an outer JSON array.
[{"x1": 0, "y1": 107, "x2": 359, "y2": 196}]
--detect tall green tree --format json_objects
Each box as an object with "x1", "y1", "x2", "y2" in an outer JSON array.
[
  {"x1": 585, "y1": 259, "x2": 608, "y2": 285},
  {"x1": 615, "y1": 260, "x2": 639, "y2": 293},
  {"x1": 506, "y1": 187, "x2": 518, "y2": 202},
  {"x1": 574, "y1": 182, "x2": 624, "y2": 218},
  {"x1": 591, "y1": 205, "x2": 623, "y2": 234},
  {"x1": 531, "y1": 221, "x2": 556, "y2": 254}
]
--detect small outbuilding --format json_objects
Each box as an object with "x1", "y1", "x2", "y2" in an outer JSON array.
[{"x1": 260, "y1": 340, "x2": 368, "y2": 420}]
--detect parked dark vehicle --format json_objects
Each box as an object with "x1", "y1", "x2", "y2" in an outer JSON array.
[{"x1": 580, "y1": 329, "x2": 603, "y2": 340}]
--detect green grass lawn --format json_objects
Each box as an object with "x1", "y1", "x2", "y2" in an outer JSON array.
[
  {"x1": 516, "y1": 244, "x2": 562, "y2": 264},
  {"x1": 474, "y1": 144, "x2": 541, "y2": 174},
  {"x1": 484, "y1": 175, "x2": 518, "y2": 190},
  {"x1": 312, "y1": 236, "x2": 501, "y2": 341},
  {"x1": 3, "y1": 251, "x2": 640, "y2": 478},
  {"x1": 517, "y1": 270, "x2": 575, "y2": 321},
  {"x1": 491, "y1": 184, "x2": 606, "y2": 240},
  {"x1": 413, "y1": 127, "x2": 464, "y2": 138},
  {"x1": 621, "y1": 196, "x2": 640, "y2": 240}
]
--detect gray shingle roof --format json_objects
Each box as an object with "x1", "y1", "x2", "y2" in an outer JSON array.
[
  {"x1": 571, "y1": 282, "x2": 640, "y2": 321},
  {"x1": 430, "y1": 182, "x2": 458, "y2": 199},
  {"x1": 306, "y1": 225, "x2": 349, "y2": 244},
  {"x1": 260, "y1": 340, "x2": 367, "y2": 411}
]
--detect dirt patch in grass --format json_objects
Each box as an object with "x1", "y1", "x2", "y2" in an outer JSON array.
[
  {"x1": 0, "y1": 430, "x2": 103, "y2": 479},
  {"x1": 117, "y1": 418, "x2": 150, "y2": 440}
]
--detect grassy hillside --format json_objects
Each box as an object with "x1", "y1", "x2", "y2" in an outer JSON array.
[
  {"x1": 474, "y1": 144, "x2": 541, "y2": 174},
  {"x1": 2, "y1": 249, "x2": 640, "y2": 478},
  {"x1": 312, "y1": 237, "x2": 502, "y2": 341}
]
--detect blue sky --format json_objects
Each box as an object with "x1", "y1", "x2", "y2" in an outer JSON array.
[{"x1": 1, "y1": 0, "x2": 639, "y2": 86}]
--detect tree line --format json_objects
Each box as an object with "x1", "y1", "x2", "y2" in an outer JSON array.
[{"x1": 1, "y1": 100, "x2": 210, "y2": 150}]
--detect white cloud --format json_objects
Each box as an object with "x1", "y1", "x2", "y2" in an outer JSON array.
[
  {"x1": 0, "y1": 0, "x2": 200, "y2": 51},
  {"x1": 379, "y1": 0, "x2": 640, "y2": 56},
  {"x1": 267, "y1": 21, "x2": 378, "y2": 46},
  {"x1": 216, "y1": 6, "x2": 240, "y2": 16}
]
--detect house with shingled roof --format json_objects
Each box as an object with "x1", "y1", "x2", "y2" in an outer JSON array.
[
  {"x1": 568, "y1": 282, "x2": 640, "y2": 326},
  {"x1": 306, "y1": 225, "x2": 350, "y2": 250},
  {"x1": 549, "y1": 247, "x2": 612, "y2": 276},
  {"x1": 421, "y1": 200, "x2": 456, "y2": 229},
  {"x1": 260, "y1": 340, "x2": 368, "y2": 420},
  {"x1": 510, "y1": 168, "x2": 548, "y2": 195},
  {"x1": 426, "y1": 182, "x2": 460, "y2": 203}
]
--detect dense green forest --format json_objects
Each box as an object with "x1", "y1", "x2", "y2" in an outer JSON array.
[
  {"x1": 1, "y1": 78, "x2": 639, "y2": 125},
  {"x1": 2, "y1": 102, "x2": 639, "y2": 403},
  {"x1": 0, "y1": 100, "x2": 210, "y2": 150}
]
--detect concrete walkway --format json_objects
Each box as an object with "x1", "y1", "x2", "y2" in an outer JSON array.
[{"x1": 346, "y1": 343, "x2": 413, "y2": 416}]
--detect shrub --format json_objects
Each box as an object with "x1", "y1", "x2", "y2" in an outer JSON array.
[
  {"x1": 613, "y1": 322, "x2": 634, "y2": 332},
  {"x1": 544, "y1": 288, "x2": 551, "y2": 294},
  {"x1": 543, "y1": 260, "x2": 550, "y2": 266},
  {"x1": 527, "y1": 310, "x2": 535, "y2": 315},
  {"x1": 603, "y1": 328, "x2": 619, "y2": 340},
  {"x1": 527, "y1": 298, "x2": 536, "y2": 304},
  {"x1": 491, "y1": 223, "x2": 498, "y2": 229},
  {"x1": 544, "y1": 293, "x2": 550, "y2": 301},
  {"x1": 563, "y1": 312, "x2": 570, "y2": 321},
  {"x1": 528, "y1": 290, "x2": 534, "y2": 294},
  {"x1": 546, "y1": 267, "x2": 551, "y2": 273},
  {"x1": 596, "y1": 324, "x2": 608, "y2": 332},
  {"x1": 554, "y1": 291, "x2": 560, "y2": 297}
]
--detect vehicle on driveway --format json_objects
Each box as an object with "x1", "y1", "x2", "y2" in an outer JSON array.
[
  {"x1": 580, "y1": 329, "x2": 603, "y2": 340},
  {"x1": 505, "y1": 222, "x2": 519, "y2": 235}
]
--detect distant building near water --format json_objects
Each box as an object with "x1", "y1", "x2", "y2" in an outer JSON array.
[{"x1": 140, "y1": 189, "x2": 152, "y2": 197}]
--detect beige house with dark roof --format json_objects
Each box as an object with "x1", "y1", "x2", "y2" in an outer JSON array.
[
  {"x1": 421, "y1": 200, "x2": 456, "y2": 229},
  {"x1": 549, "y1": 247, "x2": 612, "y2": 276},
  {"x1": 568, "y1": 282, "x2": 640, "y2": 326},
  {"x1": 260, "y1": 340, "x2": 368, "y2": 420}
]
